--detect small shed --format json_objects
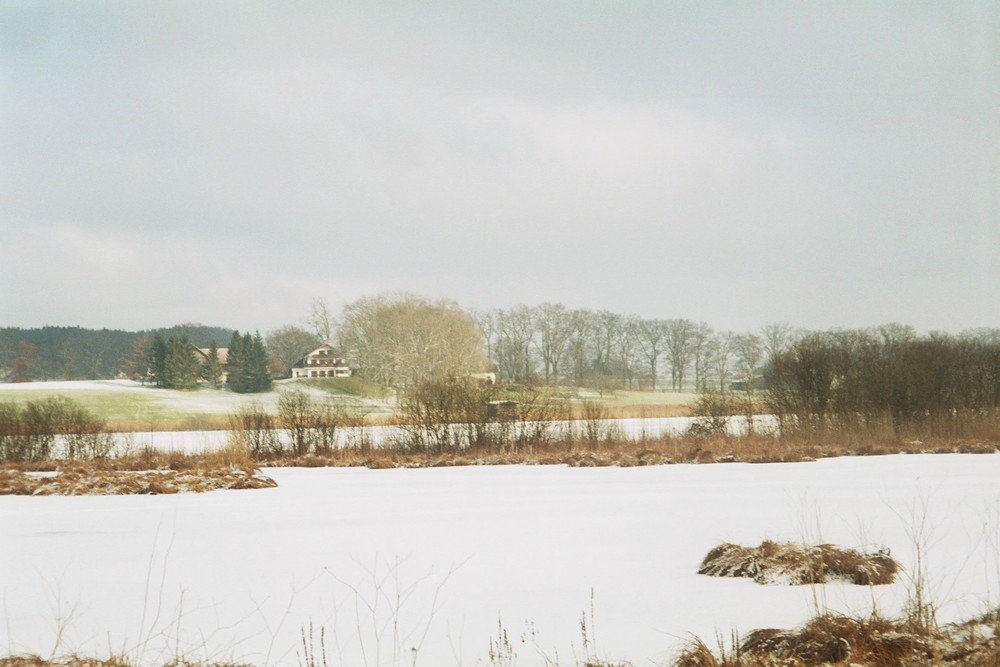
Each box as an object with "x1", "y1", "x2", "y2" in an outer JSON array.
[{"x1": 486, "y1": 400, "x2": 519, "y2": 420}]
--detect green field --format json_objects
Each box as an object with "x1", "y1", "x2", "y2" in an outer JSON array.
[{"x1": 0, "y1": 380, "x2": 696, "y2": 430}]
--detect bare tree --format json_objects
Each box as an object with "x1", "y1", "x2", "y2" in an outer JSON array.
[
  {"x1": 615, "y1": 316, "x2": 641, "y2": 389},
  {"x1": 566, "y1": 309, "x2": 595, "y2": 385},
  {"x1": 636, "y1": 318, "x2": 666, "y2": 391},
  {"x1": 664, "y1": 318, "x2": 697, "y2": 391},
  {"x1": 266, "y1": 325, "x2": 321, "y2": 377},
  {"x1": 338, "y1": 293, "x2": 487, "y2": 391},
  {"x1": 472, "y1": 309, "x2": 499, "y2": 370},
  {"x1": 760, "y1": 321, "x2": 798, "y2": 367},
  {"x1": 307, "y1": 297, "x2": 335, "y2": 342},
  {"x1": 9, "y1": 341, "x2": 38, "y2": 383},
  {"x1": 532, "y1": 303, "x2": 573, "y2": 385},
  {"x1": 591, "y1": 310, "x2": 622, "y2": 378},
  {"x1": 732, "y1": 333, "x2": 764, "y2": 389},
  {"x1": 710, "y1": 331, "x2": 735, "y2": 393},
  {"x1": 494, "y1": 306, "x2": 535, "y2": 383},
  {"x1": 691, "y1": 322, "x2": 714, "y2": 393},
  {"x1": 876, "y1": 322, "x2": 917, "y2": 347}
]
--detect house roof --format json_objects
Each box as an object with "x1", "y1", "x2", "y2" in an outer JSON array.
[
  {"x1": 195, "y1": 347, "x2": 229, "y2": 364},
  {"x1": 292, "y1": 342, "x2": 350, "y2": 368}
]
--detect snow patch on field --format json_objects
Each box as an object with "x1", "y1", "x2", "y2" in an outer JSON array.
[
  {"x1": 0, "y1": 379, "x2": 354, "y2": 417},
  {"x1": 2, "y1": 454, "x2": 999, "y2": 666},
  {"x1": 0, "y1": 380, "x2": 141, "y2": 392}
]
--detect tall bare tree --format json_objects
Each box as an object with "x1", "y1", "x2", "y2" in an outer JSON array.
[
  {"x1": 664, "y1": 318, "x2": 697, "y2": 391},
  {"x1": 591, "y1": 310, "x2": 622, "y2": 378},
  {"x1": 710, "y1": 331, "x2": 735, "y2": 392},
  {"x1": 532, "y1": 303, "x2": 573, "y2": 385},
  {"x1": 636, "y1": 318, "x2": 666, "y2": 391},
  {"x1": 691, "y1": 322, "x2": 714, "y2": 393},
  {"x1": 760, "y1": 321, "x2": 798, "y2": 367},
  {"x1": 615, "y1": 316, "x2": 641, "y2": 389},
  {"x1": 566, "y1": 309, "x2": 595, "y2": 385},
  {"x1": 494, "y1": 305, "x2": 534, "y2": 383},
  {"x1": 472, "y1": 309, "x2": 499, "y2": 370},
  {"x1": 307, "y1": 297, "x2": 334, "y2": 343},
  {"x1": 732, "y1": 333, "x2": 764, "y2": 388}
]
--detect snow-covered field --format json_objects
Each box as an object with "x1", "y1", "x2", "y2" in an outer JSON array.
[{"x1": 3, "y1": 454, "x2": 1000, "y2": 666}]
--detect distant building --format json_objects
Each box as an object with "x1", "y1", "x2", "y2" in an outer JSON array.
[
  {"x1": 193, "y1": 346, "x2": 229, "y2": 384},
  {"x1": 291, "y1": 342, "x2": 352, "y2": 379}
]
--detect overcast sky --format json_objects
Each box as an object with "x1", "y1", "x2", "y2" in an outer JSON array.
[{"x1": 1, "y1": 2, "x2": 997, "y2": 335}]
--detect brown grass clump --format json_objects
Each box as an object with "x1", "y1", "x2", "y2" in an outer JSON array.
[
  {"x1": 698, "y1": 541, "x2": 900, "y2": 586},
  {"x1": 675, "y1": 610, "x2": 1000, "y2": 667},
  {"x1": 0, "y1": 657, "x2": 134, "y2": 667},
  {"x1": 0, "y1": 467, "x2": 276, "y2": 495},
  {"x1": 0, "y1": 656, "x2": 253, "y2": 667}
]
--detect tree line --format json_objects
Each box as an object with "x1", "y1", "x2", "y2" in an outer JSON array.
[
  {"x1": 474, "y1": 304, "x2": 798, "y2": 392},
  {"x1": 5, "y1": 297, "x2": 999, "y2": 408},
  {"x1": 128, "y1": 330, "x2": 273, "y2": 393},
  {"x1": 313, "y1": 294, "x2": 792, "y2": 395},
  {"x1": 472, "y1": 306, "x2": 1000, "y2": 399},
  {"x1": 0, "y1": 325, "x2": 233, "y2": 382},
  {"x1": 765, "y1": 327, "x2": 1000, "y2": 436}
]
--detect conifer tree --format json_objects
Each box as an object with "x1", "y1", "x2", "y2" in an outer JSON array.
[
  {"x1": 202, "y1": 340, "x2": 222, "y2": 388},
  {"x1": 243, "y1": 331, "x2": 273, "y2": 393},
  {"x1": 226, "y1": 331, "x2": 272, "y2": 393},
  {"x1": 148, "y1": 333, "x2": 169, "y2": 387},
  {"x1": 226, "y1": 331, "x2": 246, "y2": 392},
  {"x1": 164, "y1": 334, "x2": 200, "y2": 389}
]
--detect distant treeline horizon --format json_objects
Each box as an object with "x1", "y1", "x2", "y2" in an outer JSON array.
[
  {"x1": 0, "y1": 324, "x2": 235, "y2": 381},
  {"x1": 2, "y1": 305, "x2": 999, "y2": 389}
]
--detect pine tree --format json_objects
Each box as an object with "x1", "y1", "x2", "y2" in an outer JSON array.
[
  {"x1": 226, "y1": 331, "x2": 272, "y2": 393},
  {"x1": 164, "y1": 334, "x2": 200, "y2": 389},
  {"x1": 226, "y1": 331, "x2": 246, "y2": 392},
  {"x1": 243, "y1": 332, "x2": 272, "y2": 393},
  {"x1": 148, "y1": 333, "x2": 169, "y2": 387},
  {"x1": 202, "y1": 340, "x2": 222, "y2": 388}
]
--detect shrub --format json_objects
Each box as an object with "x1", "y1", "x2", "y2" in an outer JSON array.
[
  {"x1": 276, "y1": 388, "x2": 348, "y2": 456},
  {"x1": 227, "y1": 401, "x2": 280, "y2": 458},
  {"x1": 0, "y1": 397, "x2": 113, "y2": 462}
]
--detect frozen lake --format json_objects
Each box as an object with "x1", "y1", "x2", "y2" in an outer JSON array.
[
  {"x1": 3, "y1": 453, "x2": 999, "y2": 666},
  {"x1": 113, "y1": 415, "x2": 769, "y2": 454}
]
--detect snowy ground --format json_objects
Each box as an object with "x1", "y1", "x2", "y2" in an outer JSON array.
[{"x1": 3, "y1": 454, "x2": 999, "y2": 666}]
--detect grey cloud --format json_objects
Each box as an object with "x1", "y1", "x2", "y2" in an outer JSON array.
[{"x1": 1, "y1": 2, "x2": 996, "y2": 333}]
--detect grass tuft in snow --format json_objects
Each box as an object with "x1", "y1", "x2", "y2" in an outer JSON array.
[
  {"x1": 675, "y1": 609, "x2": 1000, "y2": 667},
  {"x1": 697, "y1": 540, "x2": 900, "y2": 586}
]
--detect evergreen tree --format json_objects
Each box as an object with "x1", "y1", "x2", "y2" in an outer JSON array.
[
  {"x1": 227, "y1": 331, "x2": 271, "y2": 393},
  {"x1": 164, "y1": 334, "x2": 200, "y2": 389},
  {"x1": 226, "y1": 331, "x2": 246, "y2": 392},
  {"x1": 202, "y1": 340, "x2": 222, "y2": 388},
  {"x1": 148, "y1": 333, "x2": 169, "y2": 387},
  {"x1": 245, "y1": 331, "x2": 273, "y2": 393}
]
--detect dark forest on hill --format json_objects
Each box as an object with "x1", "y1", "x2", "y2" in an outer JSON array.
[{"x1": 0, "y1": 324, "x2": 233, "y2": 381}]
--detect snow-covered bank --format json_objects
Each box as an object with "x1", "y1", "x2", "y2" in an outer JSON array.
[{"x1": 2, "y1": 454, "x2": 999, "y2": 666}]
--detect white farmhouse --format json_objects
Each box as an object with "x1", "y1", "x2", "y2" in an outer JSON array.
[{"x1": 291, "y1": 342, "x2": 352, "y2": 379}]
